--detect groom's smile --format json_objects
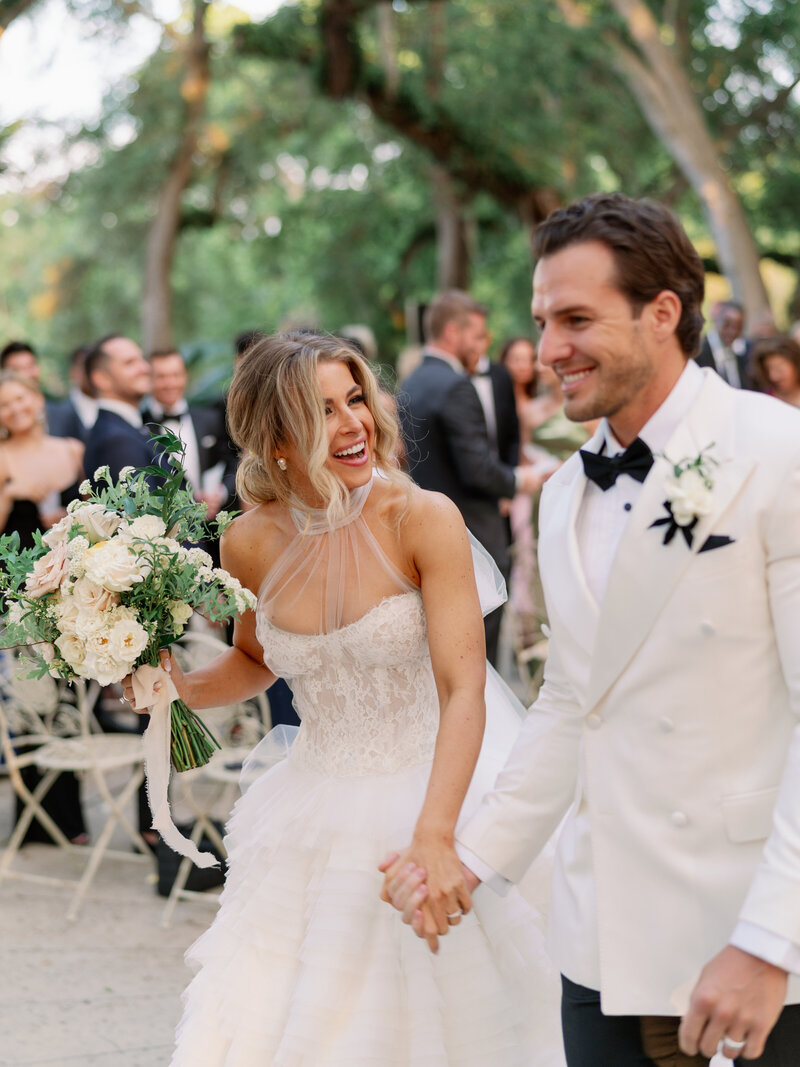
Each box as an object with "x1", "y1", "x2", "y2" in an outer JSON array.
[{"x1": 532, "y1": 240, "x2": 687, "y2": 446}]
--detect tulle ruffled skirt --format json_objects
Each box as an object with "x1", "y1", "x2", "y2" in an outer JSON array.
[{"x1": 171, "y1": 675, "x2": 564, "y2": 1067}]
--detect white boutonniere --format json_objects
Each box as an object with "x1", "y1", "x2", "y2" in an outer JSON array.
[{"x1": 650, "y1": 445, "x2": 717, "y2": 546}]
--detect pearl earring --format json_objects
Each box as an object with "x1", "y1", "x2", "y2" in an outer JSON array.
[{"x1": 276, "y1": 458, "x2": 287, "y2": 471}]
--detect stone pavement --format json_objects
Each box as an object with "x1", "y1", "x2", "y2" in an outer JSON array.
[{"x1": 0, "y1": 772, "x2": 217, "y2": 1067}]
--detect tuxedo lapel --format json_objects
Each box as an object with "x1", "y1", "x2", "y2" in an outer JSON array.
[{"x1": 585, "y1": 372, "x2": 755, "y2": 711}]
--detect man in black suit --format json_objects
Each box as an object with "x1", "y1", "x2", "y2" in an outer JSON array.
[
  {"x1": 84, "y1": 335, "x2": 155, "y2": 484},
  {"x1": 141, "y1": 349, "x2": 229, "y2": 524},
  {"x1": 46, "y1": 345, "x2": 97, "y2": 444},
  {"x1": 695, "y1": 299, "x2": 752, "y2": 388},
  {"x1": 399, "y1": 290, "x2": 542, "y2": 665}
]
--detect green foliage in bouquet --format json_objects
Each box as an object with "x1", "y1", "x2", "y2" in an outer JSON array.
[{"x1": 0, "y1": 431, "x2": 255, "y2": 771}]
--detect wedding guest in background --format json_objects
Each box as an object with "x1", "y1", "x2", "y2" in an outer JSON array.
[
  {"x1": 0, "y1": 370, "x2": 87, "y2": 846},
  {"x1": 399, "y1": 290, "x2": 543, "y2": 666},
  {"x1": 0, "y1": 372, "x2": 83, "y2": 539},
  {"x1": 790, "y1": 321, "x2": 800, "y2": 346},
  {"x1": 751, "y1": 336, "x2": 800, "y2": 409},
  {"x1": 695, "y1": 299, "x2": 752, "y2": 388},
  {"x1": 46, "y1": 345, "x2": 97, "y2": 444},
  {"x1": 83, "y1": 335, "x2": 154, "y2": 484},
  {"x1": 142, "y1": 349, "x2": 228, "y2": 523},
  {"x1": 0, "y1": 341, "x2": 40, "y2": 382}
]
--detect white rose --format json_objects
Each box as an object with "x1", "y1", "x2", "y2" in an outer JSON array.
[
  {"x1": 73, "y1": 503, "x2": 122, "y2": 544},
  {"x1": 55, "y1": 591, "x2": 81, "y2": 631},
  {"x1": 56, "y1": 631, "x2": 87, "y2": 672},
  {"x1": 25, "y1": 541, "x2": 70, "y2": 598},
  {"x1": 83, "y1": 539, "x2": 149, "y2": 592},
  {"x1": 128, "y1": 514, "x2": 167, "y2": 539},
  {"x1": 169, "y1": 600, "x2": 194, "y2": 628},
  {"x1": 80, "y1": 648, "x2": 127, "y2": 687},
  {"x1": 665, "y1": 469, "x2": 713, "y2": 526},
  {"x1": 107, "y1": 616, "x2": 149, "y2": 664}
]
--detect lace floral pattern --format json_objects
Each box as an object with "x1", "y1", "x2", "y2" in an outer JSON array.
[{"x1": 256, "y1": 592, "x2": 440, "y2": 776}]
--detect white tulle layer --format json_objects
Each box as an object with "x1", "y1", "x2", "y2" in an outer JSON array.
[{"x1": 171, "y1": 745, "x2": 563, "y2": 1065}]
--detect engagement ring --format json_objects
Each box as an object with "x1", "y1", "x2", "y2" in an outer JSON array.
[
  {"x1": 446, "y1": 912, "x2": 461, "y2": 922},
  {"x1": 721, "y1": 1036, "x2": 747, "y2": 1053}
]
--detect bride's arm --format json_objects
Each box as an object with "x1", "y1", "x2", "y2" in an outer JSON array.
[{"x1": 391, "y1": 491, "x2": 487, "y2": 949}]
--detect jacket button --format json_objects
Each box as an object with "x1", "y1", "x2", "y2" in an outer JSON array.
[
  {"x1": 658, "y1": 717, "x2": 675, "y2": 733},
  {"x1": 670, "y1": 811, "x2": 689, "y2": 828},
  {"x1": 586, "y1": 713, "x2": 603, "y2": 730}
]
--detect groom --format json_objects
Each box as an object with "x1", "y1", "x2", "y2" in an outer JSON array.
[{"x1": 386, "y1": 193, "x2": 800, "y2": 1065}]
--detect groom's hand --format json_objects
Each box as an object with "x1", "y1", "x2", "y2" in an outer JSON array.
[
  {"x1": 378, "y1": 852, "x2": 480, "y2": 952},
  {"x1": 678, "y1": 945, "x2": 787, "y2": 1060}
]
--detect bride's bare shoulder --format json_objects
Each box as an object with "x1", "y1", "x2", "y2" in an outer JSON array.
[{"x1": 221, "y1": 500, "x2": 290, "y2": 589}]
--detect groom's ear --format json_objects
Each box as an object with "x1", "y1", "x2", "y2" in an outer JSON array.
[{"x1": 643, "y1": 289, "x2": 682, "y2": 343}]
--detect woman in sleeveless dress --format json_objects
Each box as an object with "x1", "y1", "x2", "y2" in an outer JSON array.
[
  {"x1": 0, "y1": 371, "x2": 88, "y2": 846},
  {"x1": 125, "y1": 332, "x2": 563, "y2": 1066}
]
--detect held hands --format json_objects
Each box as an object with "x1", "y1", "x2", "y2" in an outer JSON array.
[
  {"x1": 379, "y1": 844, "x2": 479, "y2": 953},
  {"x1": 121, "y1": 649, "x2": 186, "y2": 713},
  {"x1": 678, "y1": 945, "x2": 787, "y2": 1060}
]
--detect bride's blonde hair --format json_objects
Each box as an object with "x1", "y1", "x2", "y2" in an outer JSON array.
[{"x1": 228, "y1": 332, "x2": 410, "y2": 525}]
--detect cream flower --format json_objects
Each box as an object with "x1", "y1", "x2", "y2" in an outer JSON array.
[
  {"x1": 25, "y1": 541, "x2": 70, "y2": 598},
  {"x1": 169, "y1": 600, "x2": 194, "y2": 627},
  {"x1": 107, "y1": 616, "x2": 149, "y2": 664},
  {"x1": 128, "y1": 514, "x2": 167, "y2": 539},
  {"x1": 71, "y1": 576, "x2": 120, "y2": 614},
  {"x1": 664, "y1": 468, "x2": 713, "y2": 527},
  {"x1": 83, "y1": 539, "x2": 149, "y2": 592},
  {"x1": 42, "y1": 515, "x2": 76, "y2": 549},
  {"x1": 186, "y1": 547, "x2": 213, "y2": 569},
  {"x1": 73, "y1": 503, "x2": 122, "y2": 544},
  {"x1": 56, "y1": 630, "x2": 87, "y2": 672}
]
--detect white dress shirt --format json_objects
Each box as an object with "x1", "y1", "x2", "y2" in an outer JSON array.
[
  {"x1": 145, "y1": 398, "x2": 202, "y2": 492},
  {"x1": 458, "y1": 358, "x2": 800, "y2": 980}
]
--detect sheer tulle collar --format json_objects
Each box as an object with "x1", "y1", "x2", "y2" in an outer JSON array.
[{"x1": 289, "y1": 475, "x2": 373, "y2": 534}]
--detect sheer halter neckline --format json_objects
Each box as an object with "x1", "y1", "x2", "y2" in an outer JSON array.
[{"x1": 289, "y1": 475, "x2": 374, "y2": 534}]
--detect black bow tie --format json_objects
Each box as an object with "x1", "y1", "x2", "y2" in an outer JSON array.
[{"x1": 580, "y1": 437, "x2": 654, "y2": 491}]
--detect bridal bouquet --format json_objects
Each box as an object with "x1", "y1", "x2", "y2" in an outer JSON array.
[{"x1": 0, "y1": 432, "x2": 255, "y2": 773}]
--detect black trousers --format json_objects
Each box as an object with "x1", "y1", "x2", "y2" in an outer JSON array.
[{"x1": 561, "y1": 976, "x2": 800, "y2": 1067}]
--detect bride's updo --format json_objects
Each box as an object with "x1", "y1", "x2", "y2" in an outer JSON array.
[{"x1": 228, "y1": 331, "x2": 407, "y2": 524}]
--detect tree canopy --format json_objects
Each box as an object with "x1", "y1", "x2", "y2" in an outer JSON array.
[{"x1": 1, "y1": 0, "x2": 799, "y2": 389}]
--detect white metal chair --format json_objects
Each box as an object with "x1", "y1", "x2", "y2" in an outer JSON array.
[
  {"x1": 159, "y1": 631, "x2": 271, "y2": 926},
  {"x1": 0, "y1": 656, "x2": 151, "y2": 920}
]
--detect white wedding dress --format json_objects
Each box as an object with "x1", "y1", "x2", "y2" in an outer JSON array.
[{"x1": 171, "y1": 479, "x2": 564, "y2": 1066}]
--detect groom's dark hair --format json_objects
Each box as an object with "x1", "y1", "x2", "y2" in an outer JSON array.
[{"x1": 533, "y1": 193, "x2": 706, "y2": 359}]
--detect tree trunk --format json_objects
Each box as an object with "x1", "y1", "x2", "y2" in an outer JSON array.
[
  {"x1": 605, "y1": 0, "x2": 770, "y2": 320},
  {"x1": 431, "y1": 166, "x2": 470, "y2": 290},
  {"x1": 141, "y1": 0, "x2": 210, "y2": 353}
]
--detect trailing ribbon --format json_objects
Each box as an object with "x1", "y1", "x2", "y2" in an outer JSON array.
[{"x1": 131, "y1": 663, "x2": 218, "y2": 869}]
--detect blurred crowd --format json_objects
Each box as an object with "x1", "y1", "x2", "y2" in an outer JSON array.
[{"x1": 2, "y1": 296, "x2": 800, "y2": 850}]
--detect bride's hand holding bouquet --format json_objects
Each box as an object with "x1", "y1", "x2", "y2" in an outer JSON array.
[{"x1": 0, "y1": 432, "x2": 256, "y2": 864}]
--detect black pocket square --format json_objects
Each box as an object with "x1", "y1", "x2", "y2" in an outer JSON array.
[{"x1": 698, "y1": 534, "x2": 735, "y2": 553}]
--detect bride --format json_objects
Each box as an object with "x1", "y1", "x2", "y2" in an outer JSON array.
[{"x1": 126, "y1": 331, "x2": 562, "y2": 1065}]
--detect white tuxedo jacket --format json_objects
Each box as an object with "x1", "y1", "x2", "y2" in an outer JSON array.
[{"x1": 458, "y1": 370, "x2": 800, "y2": 1015}]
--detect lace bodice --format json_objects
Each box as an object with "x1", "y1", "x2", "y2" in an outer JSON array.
[{"x1": 256, "y1": 591, "x2": 440, "y2": 776}]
